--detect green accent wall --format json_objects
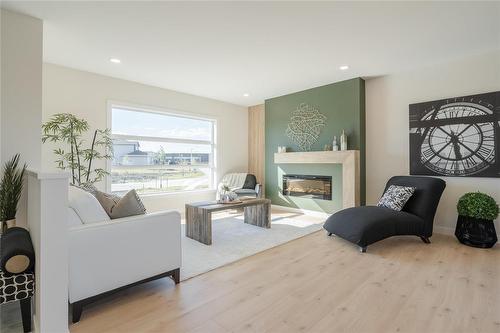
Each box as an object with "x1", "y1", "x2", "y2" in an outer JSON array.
[{"x1": 265, "y1": 77, "x2": 366, "y2": 213}]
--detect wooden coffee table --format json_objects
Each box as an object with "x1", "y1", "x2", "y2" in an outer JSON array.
[{"x1": 185, "y1": 198, "x2": 271, "y2": 245}]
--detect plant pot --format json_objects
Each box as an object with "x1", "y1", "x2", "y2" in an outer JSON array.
[
  {"x1": 6, "y1": 218, "x2": 16, "y2": 228},
  {"x1": 1, "y1": 219, "x2": 16, "y2": 233},
  {"x1": 1, "y1": 219, "x2": 16, "y2": 234},
  {"x1": 455, "y1": 215, "x2": 498, "y2": 248}
]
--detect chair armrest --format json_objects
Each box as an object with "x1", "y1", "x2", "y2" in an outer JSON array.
[
  {"x1": 68, "y1": 210, "x2": 181, "y2": 302},
  {"x1": 255, "y1": 184, "x2": 262, "y2": 197}
]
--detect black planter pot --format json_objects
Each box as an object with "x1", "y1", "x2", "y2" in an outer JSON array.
[{"x1": 455, "y1": 215, "x2": 498, "y2": 248}]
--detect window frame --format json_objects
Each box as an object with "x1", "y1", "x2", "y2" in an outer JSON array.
[{"x1": 106, "y1": 101, "x2": 218, "y2": 196}]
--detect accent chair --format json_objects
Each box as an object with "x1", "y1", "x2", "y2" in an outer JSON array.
[{"x1": 323, "y1": 176, "x2": 446, "y2": 252}]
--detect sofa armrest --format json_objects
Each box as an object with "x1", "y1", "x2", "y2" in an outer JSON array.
[
  {"x1": 69, "y1": 210, "x2": 180, "y2": 231},
  {"x1": 68, "y1": 210, "x2": 181, "y2": 302}
]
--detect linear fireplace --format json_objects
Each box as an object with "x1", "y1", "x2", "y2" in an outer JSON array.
[{"x1": 282, "y1": 174, "x2": 332, "y2": 200}]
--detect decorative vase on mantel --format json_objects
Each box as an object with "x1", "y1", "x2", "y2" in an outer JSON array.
[
  {"x1": 340, "y1": 130, "x2": 348, "y2": 151},
  {"x1": 332, "y1": 136, "x2": 339, "y2": 151}
]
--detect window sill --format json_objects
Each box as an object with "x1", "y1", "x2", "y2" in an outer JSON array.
[{"x1": 138, "y1": 189, "x2": 217, "y2": 199}]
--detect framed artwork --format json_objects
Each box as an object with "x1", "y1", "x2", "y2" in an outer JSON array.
[{"x1": 409, "y1": 91, "x2": 500, "y2": 177}]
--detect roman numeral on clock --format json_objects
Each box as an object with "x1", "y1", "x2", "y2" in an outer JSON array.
[
  {"x1": 421, "y1": 146, "x2": 435, "y2": 160},
  {"x1": 477, "y1": 146, "x2": 494, "y2": 160},
  {"x1": 463, "y1": 156, "x2": 477, "y2": 169}
]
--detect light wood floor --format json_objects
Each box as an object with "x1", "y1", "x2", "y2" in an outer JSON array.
[{"x1": 69, "y1": 230, "x2": 500, "y2": 333}]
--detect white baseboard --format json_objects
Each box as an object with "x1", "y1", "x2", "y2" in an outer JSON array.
[
  {"x1": 271, "y1": 204, "x2": 330, "y2": 219},
  {"x1": 434, "y1": 224, "x2": 500, "y2": 238}
]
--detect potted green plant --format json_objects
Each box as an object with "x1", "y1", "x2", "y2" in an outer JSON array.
[
  {"x1": 0, "y1": 154, "x2": 27, "y2": 233},
  {"x1": 42, "y1": 113, "x2": 113, "y2": 186},
  {"x1": 455, "y1": 192, "x2": 498, "y2": 248}
]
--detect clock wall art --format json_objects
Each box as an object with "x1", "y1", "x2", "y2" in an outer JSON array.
[{"x1": 409, "y1": 91, "x2": 500, "y2": 178}]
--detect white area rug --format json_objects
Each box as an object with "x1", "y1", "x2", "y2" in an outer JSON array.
[{"x1": 180, "y1": 210, "x2": 325, "y2": 280}]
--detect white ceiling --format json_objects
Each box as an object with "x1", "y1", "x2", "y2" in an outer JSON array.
[{"x1": 3, "y1": 1, "x2": 500, "y2": 106}]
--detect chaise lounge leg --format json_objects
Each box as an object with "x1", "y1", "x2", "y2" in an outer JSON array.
[
  {"x1": 327, "y1": 232, "x2": 333, "y2": 236},
  {"x1": 420, "y1": 236, "x2": 431, "y2": 244},
  {"x1": 172, "y1": 268, "x2": 180, "y2": 284},
  {"x1": 20, "y1": 298, "x2": 32, "y2": 332},
  {"x1": 360, "y1": 246, "x2": 367, "y2": 253},
  {"x1": 72, "y1": 302, "x2": 83, "y2": 323}
]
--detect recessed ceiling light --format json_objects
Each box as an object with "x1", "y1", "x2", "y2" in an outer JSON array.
[
  {"x1": 243, "y1": 93, "x2": 250, "y2": 97},
  {"x1": 339, "y1": 65, "x2": 349, "y2": 70},
  {"x1": 109, "y1": 58, "x2": 121, "y2": 64}
]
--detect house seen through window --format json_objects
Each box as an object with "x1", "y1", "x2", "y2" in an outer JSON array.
[{"x1": 110, "y1": 106, "x2": 216, "y2": 195}]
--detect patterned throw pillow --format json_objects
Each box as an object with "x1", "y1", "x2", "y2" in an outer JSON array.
[
  {"x1": 377, "y1": 185, "x2": 416, "y2": 211},
  {"x1": 0, "y1": 270, "x2": 35, "y2": 304}
]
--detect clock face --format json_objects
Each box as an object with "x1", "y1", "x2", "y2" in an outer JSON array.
[
  {"x1": 419, "y1": 102, "x2": 496, "y2": 176},
  {"x1": 409, "y1": 92, "x2": 500, "y2": 178}
]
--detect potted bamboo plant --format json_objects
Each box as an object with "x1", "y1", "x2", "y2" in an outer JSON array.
[
  {"x1": 0, "y1": 154, "x2": 27, "y2": 233},
  {"x1": 455, "y1": 192, "x2": 498, "y2": 248},
  {"x1": 42, "y1": 113, "x2": 113, "y2": 186}
]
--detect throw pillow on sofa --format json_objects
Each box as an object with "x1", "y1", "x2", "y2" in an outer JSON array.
[
  {"x1": 377, "y1": 185, "x2": 415, "y2": 211},
  {"x1": 95, "y1": 189, "x2": 146, "y2": 219},
  {"x1": 68, "y1": 186, "x2": 111, "y2": 224}
]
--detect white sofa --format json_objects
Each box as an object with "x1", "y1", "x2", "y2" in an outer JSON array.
[{"x1": 67, "y1": 186, "x2": 181, "y2": 322}]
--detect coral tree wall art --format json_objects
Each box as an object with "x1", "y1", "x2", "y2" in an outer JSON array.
[{"x1": 285, "y1": 103, "x2": 327, "y2": 151}]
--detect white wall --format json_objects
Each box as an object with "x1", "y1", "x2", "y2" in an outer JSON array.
[
  {"x1": 1, "y1": 9, "x2": 42, "y2": 168},
  {"x1": 1, "y1": 9, "x2": 69, "y2": 333},
  {"x1": 1, "y1": 9, "x2": 43, "y2": 228},
  {"x1": 366, "y1": 50, "x2": 500, "y2": 234},
  {"x1": 42, "y1": 63, "x2": 248, "y2": 213}
]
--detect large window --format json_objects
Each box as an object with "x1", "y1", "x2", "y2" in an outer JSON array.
[{"x1": 109, "y1": 105, "x2": 216, "y2": 195}]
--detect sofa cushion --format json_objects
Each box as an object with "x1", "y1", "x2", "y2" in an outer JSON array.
[
  {"x1": 323, "y1": 206, "x2": 426, "y2": 247},
  {"x1": 95, "y1": 189, "x2": 146, "y2": 219},
  {"x1": 68, "y1": 186, "x2": 110, "y2": 224},
  {"x1": 233, "y1": 188, "x2": 258, "y2": 197}
]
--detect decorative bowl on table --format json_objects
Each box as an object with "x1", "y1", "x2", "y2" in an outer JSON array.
[{"x1": 218, "y1": 191, "x2": 240, "y2": 204}]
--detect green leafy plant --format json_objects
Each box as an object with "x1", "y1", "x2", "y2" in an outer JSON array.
[
  {"x1": 457, "y1": 192, "x2": 499, "y2": 221},
  {"x1": 42, "y1": 113, "x2": 113, "y2": 185},
  {"x1": 0, "y1": 154, "x2": 27, "y2": 222}
]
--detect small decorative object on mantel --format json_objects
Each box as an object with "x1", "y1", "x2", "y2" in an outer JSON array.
[
  {"x1": 455, "y1": 192, "x2": 498, "y2": 248},
  {"x1": 409, "y1": 91, "x2": 500, "y2": 178},
  {"x1": 340, "y1": 129, "x2": 348, "y2": 151},
  {"x1": 0, "y1": 154, "x2": 27, "y2": 234},
  {"x1": 332, "y1": 136, "x2": 339, "y2": 151},
  {"x1": 277, "y1": 146, "x2": 288, "y2": 153},
  {"x1": 285, "y1": 103, "x2": 326, "y2": 151},
  {"x1": 323, "y1": 144, "x2": 332, "y2": 151}
]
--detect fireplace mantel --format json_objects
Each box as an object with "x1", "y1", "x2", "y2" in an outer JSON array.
[{"x1": 274, "y1": 150, "x2": 360, "y2": 208}]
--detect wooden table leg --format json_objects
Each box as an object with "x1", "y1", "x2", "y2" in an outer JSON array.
[
  {"x1": 185, "y1": 206, "x2": 212, "y2": 245},
  {"x1": 244, "y1": 202, "x2": 271, "y2": 228}
]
